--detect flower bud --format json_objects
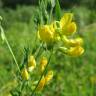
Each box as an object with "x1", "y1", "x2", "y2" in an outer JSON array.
[
  {"x1": 62, "y1": 36, "x2": 83, "y2": 47},
  {"x1": 45, "y1": 70, "x2": 53, "y2": 84},
  {"x1": 59, "y1": 46, "x2": 84, "y2": 57},
  {"x1": 21, "y1": 68, "x2": 29, "y2": 80},
  {"x1": 40, "y1": 57, "x2": 48, "y2": 72},
  {"x1": 28, "y1": 55, "x2": 36, "y2": 72},
  {"x1": 67, "y1": 46, "x2": 84, "y2": 57},
  {"x1": 36, "y1": 76, "x2": 45, "y2": 91}
]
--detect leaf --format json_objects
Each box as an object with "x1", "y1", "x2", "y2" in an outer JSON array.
[
  {"x1": 0, "y1": 26, "x2": 5, "y2": 41},
  {"x1": 55, "y1": 0, "x2": 61, "y2": 20},
  {"x1": 51, "y1": 0, "x2": 56, "y2": 8},
  {"x1": 0, "y1": 16, "x2": 5, "y2": 41},
  {"x1": 0, "y1": 16, "x2": 2, "y2": 21}
]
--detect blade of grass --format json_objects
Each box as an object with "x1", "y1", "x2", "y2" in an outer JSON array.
[{"x1": 0, "y1": 26, "x2": 21, "y2": 73}]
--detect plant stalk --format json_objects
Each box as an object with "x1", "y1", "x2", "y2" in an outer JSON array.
[{"x1": 31, "y1": 48, "x2": 53, "y2": 96}]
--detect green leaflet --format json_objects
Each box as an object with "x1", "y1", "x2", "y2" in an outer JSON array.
[{"x1": 55, "y1": 0, "x2": 61, "y2": 20}]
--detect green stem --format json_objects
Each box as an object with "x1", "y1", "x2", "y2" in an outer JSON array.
[
  {"x1": 5, "y1": 38, "x2": 21, "y2": 73},
  {"x1": 34, "y1": 43, "x2": 43, "y2": 59},
  {"x1": 0, "y1": 26, "x2": 21, "y2": 73},
  {"x1": 49, "y1": 7, "x2": 53, "y2": 23},
  {"x1": 31, "y1": 48, "x2": 53, "y2": 96}
]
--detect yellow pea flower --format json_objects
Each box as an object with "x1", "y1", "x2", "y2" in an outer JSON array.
[
  {"x1": 59, "y1": 46, "x2": 84, "y2": 57},
  {"x1": 21, "y1": 68, "x2": 29, "y2": 80},
  {"x1": 28, "y1": 55, "x2": 36, "y2": 72},
  {"x1": 45, "y1": 70, "x2": 53, "y2": 84},
  {"x1": 36, "y1": 76, "x2": 45, "y2": 91},
  {"x1": 67, "y1": 46, "x2": 84, "y2": 57},
  {"x1": 60, "y1": 13, "x2": 77, "y2": 36},
  {"x1": 62, "y1": 36, "x2": 83, "y2": 47},
  {"x1": 61, "y1": 22, "x2": 77, "y2": 36},
  {"x1": 40, "y1": 57, "x2": 48, "y2": 72},
  {"x1": 67, "y1": 22, "x2": 77, "y2": 35},
  {"x1": 38, "y1": 25, "x2": 54, "y2": 43},
  {"x1": 60, "y1": 13, "x2": 73, "y2": 28}
]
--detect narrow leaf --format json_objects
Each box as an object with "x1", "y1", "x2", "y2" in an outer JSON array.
[
  {"x1": 55, "y1": 0, "x2": 61, "y2": 20},
  {"x1": 0, "y1": 26, "x2": 6, "y2": 41},
  {"x1": 51, "y1": 0, "x2": 56, "y2": 8}
]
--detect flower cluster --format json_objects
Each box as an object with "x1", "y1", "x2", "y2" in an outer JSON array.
[
  {"x1": 21, "y1": 55, "x2": 36, "y2": 80},
  {"x1": 38, "y1": 13, "x2": 84, "y2": 56},
  {"x1": 21, "y1": 55, "x2": 53, "y2": 91}
]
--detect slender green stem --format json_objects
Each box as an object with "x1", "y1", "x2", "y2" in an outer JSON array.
[
  {"x1": 0, "y1": 26, "x2": 21, "y2": 73},
  {"x1": 34, "y1": 43, "x2": 43, "y2": 59},
  {"x1": 5, "y1": 38, "x2": 21, "y2": 73},
  {"x1": 31, "y1": 48, "x2": 54, "y2": 96},
  {"x1": 49, "y1": 7, "x2": 53, "y2": 23}
]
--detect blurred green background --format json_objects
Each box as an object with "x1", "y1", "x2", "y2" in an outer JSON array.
[{"x1": 0, "y1": 0, "x2": 96, "y2": 96}]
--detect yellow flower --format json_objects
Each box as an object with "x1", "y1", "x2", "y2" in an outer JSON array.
[
  {"x1": 45, "y1": 70, "x2": 53, "y2": 84},
  {"x1": 67, "y1": 46, "x2": 84, "y2": 57},
  {"x1": 28, "y1": 55, "x2": 36, "y2": 72},
  {"x1": 60, "y1": 13, "x2": 77, "y2": 36},
  {"x1": 36, "y1": 76, "x2": 45, "y2": 91},
  {"x1": 62, "y1": 36, "x2": 83, "y2": 47},
  {"x1": 21, "y1": 68, "x2": 29, "y2": 80},
  {"x1": 66, "y1": 22, "x2": 77, "y2": 35},
  {"x1": 60, "y1": 13, "x2": 73, "y2": 28},
  {"x1": 59, "y1": 46, "x2": 84, "y2": 57},
  {"x1": 40, "y1": 57, "x2": 48, "y2": 72},
  {"x1": 38, "y1": 25, "x2": 54, "y2": 43}
]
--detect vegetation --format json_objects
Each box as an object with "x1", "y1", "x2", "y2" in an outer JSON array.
[{"x1": 0, "y1": 0, "x2": 96, "y2": 96}]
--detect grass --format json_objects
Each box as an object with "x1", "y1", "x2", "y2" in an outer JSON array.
[{"x1": 0, "y1": 5, "x2": 96, "y2": 96}]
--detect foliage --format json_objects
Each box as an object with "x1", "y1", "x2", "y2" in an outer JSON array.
[{"x1": 0, "y1": 0, "x2": 96, "y2": 96}]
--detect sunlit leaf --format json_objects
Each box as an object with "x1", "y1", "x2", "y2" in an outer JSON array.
[
  {"x1": 0, "y1": 26, "x2": 5, "y2": 41},
  {"x1": 51, "y1": 0, "x2": 56, "y2": 8}
]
